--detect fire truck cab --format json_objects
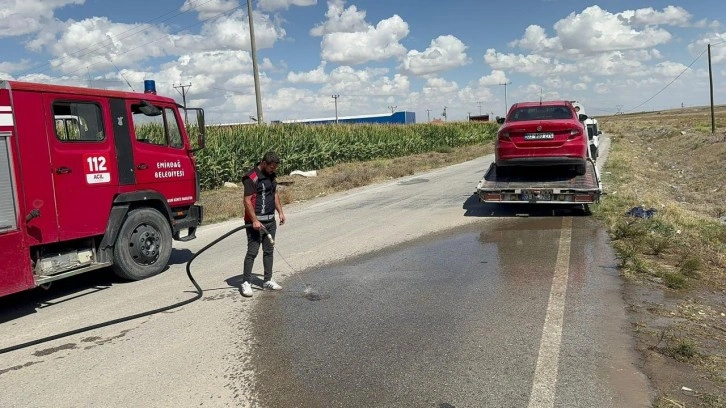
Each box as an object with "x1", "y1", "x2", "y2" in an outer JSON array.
[{"x1": 0, "y1": 80, "x2": 205, "y2": 297}]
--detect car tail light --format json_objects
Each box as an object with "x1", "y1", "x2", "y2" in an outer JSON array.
[
  {"x1": 574, "y1": 194, "x2": 593, "y2": 202},
  {"x1": 568, "y1": 129, "x2": 582, "y2": 139},
  {"x1": 498, "y1": 131, "x2": 510, "y2": 141}
]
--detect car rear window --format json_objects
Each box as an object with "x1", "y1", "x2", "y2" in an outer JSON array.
[{"x1": 509, "y1": 106, "x2": 573, "y2": 121}]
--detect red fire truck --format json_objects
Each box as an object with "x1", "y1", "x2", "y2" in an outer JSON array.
[{"x1": 0, "y1": 80, "x2": 205, "y2": 297}]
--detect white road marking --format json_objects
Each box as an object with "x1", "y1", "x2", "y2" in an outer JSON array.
[{"x1": 528, "y1": 217, "x2": 573, "y2": 408}]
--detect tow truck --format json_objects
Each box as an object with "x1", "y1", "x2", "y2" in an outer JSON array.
[{"x1": 475, "y1": 158, "x2": 602, "y2": 207}]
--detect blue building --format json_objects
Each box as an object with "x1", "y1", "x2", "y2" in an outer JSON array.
[{"x1": 278, "y1": 111, "x2": 416, "y2": 125}]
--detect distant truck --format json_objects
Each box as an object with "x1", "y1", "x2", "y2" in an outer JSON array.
[{"x1": 0, "y1": 79, "x2": 205, "y2": 297}]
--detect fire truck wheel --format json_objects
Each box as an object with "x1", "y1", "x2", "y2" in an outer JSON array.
[{"x1": 113, "y1": 208, "x2": 172, "y2": 280}]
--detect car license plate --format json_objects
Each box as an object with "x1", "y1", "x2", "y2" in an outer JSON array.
[
  {"x1": 524, "y1": 132, "x2": 554, "y2": 140},
  {"x1": 521, "y1": 189, "x2": 553, "y2": 201}
]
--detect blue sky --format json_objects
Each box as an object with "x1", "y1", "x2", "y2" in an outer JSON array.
[{"x1": 1, "y1": 0, "x2": 725, "y2": 123}]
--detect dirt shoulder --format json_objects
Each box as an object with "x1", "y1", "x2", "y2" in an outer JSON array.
[{"x1": 596, "y1": 107, "x2": 726, "y2": 407}]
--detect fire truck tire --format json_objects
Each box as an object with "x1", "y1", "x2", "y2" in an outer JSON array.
[{"x1": 113, "y1": 208, "x2": 172, "y2": 280}]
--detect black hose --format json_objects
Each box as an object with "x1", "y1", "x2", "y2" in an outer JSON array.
[{"x1": 0, "y1": 223, "x2": 252, "y2": 355}]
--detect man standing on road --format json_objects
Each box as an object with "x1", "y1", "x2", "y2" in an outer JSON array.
[{"x1": 240, "y1": 152, "x2": 286, "y2": 297}]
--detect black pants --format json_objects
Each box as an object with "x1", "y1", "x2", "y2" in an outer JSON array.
[{"x1": 242, "y1": 219, "x2": 277, "y2": 283}]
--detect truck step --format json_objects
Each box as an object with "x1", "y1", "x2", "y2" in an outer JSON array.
[{"x1": 35, "y1": 262, "x2": 113, "y2": 286}]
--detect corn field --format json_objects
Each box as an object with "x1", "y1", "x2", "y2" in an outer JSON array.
[{"x1": 194, "y1": 122, "x2": 497, "y2": 189}]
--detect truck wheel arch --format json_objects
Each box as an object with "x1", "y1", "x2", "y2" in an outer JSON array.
[{"x1": 97, "y1": 191, "x2": 173, "y2": 263}]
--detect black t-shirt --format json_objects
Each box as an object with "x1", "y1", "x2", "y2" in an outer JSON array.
[{"x1": 243, "y1": 167, "x2": 277, "y2": 216}]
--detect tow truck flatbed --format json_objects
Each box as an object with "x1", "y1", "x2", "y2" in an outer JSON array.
[{"x1": 476, "y1": 159, "x2": 602, "y2": 204}]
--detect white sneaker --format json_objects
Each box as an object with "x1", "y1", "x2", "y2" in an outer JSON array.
[
  {"x1": 241, "y1": 281, "x2": 253, "y2": 297},
  {"x1": 263, "y1": 280, "x2": 282, "y2": 290}
]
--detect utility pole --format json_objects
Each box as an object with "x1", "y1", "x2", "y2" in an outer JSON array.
[
  {"x1": 442, "y1": 106, "x2": 447, "y2": 122},
  {"x1": 332, "y1": 94, "x2": 340, "y2": 123},
  {"x1": 426, "y1": 109, "x2": 431, "y2": 122},
  {"x1": 173, "y1": 82, "x2": 192, "y2": 124},
  {"x1": 708, "y1": 43, "x2": 715, "y2": 134},
  {"x1": 616, "y1": 104, "x2": 624, "y2": 115},
  {"x1": 388, "y1": 105, "x2": 397, "y2": 114},
  {"x1": 247, "y1": 0, "x2": 263, "y2": 124},
  {"x1": 477, "y1": 101, "x2": 483, "y2": 115},
  {"x1": 499, "y1": 81, "x2": 511, "y2": 115}
]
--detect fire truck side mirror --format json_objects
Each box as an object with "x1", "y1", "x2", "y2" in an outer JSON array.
[{"x1": 186, "y1": 108, "x2": 205, "y2": 152}]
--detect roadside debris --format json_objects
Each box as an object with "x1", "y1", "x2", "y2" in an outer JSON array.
[
  {"x1": 290, "y1": 170, "x2": 318, "y2": 177},
  {"x1": 626, "y1": 206, "x2": 658, "y2": 219}
]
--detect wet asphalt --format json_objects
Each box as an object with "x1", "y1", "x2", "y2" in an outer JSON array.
[{"x1": 248, "y1": 215, "x2": 651, "y2": 407}]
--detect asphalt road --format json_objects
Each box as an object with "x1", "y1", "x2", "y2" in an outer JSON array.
[{"x1": 0, "y1": 135, "x2": 651, "y2": 407}]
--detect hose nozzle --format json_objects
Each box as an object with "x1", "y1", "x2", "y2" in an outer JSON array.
[{"x1": 260, "y1": 225, "x2": 275, "y2": 246}]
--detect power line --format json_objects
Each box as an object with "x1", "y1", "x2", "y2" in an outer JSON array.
[{"x1": 624, "y1": 47, "x2": 708, "y2": 113}]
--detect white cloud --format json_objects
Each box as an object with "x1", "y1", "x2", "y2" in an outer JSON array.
[
  {"x1": 310, "y1": 0, "x2": 368, "y2": 36},
  {"x1": 595, "y1": 82, "x2": 609, "y2": 94},
  {"x1": 400, "y1": 35, "x2": 470, "y2": 76},
  {"x1": 622, "y1": 6, "x2": 691, "y2": 27},
  {"x1": 181, "y1": 0, "x2": 239, "y2": 20},
  {"x1": 0, "y1": 0, "x2": 84, "y2": 38},
  {"x1": 484, "y1": 49, "x2": 578, "y2": 77},
  {"x1": 689, "y1": 33, "x2": 726, "y2": 64},
  {"x1": 37, "y1": 9, "x2": 285, "y2": 75},
  {"x1": 652, "y1": 61, "x2": 689, "y2": 77},
  {"x1": 195, "y1": 10, "x2": 285, "y2": 51},
  {"x1": 478, "y1": 70, "x2": 508, "y2": 86},
  {"x1": 310, "y1": 1, "x2": 409, "y2": 65},
  {"x1": 319, "y1": 15, "x2": 409, "y2": 65},
  {"x1": 288, "y1": 63, "x2": 328, "y2": 83},
  {"x1": 511, "y1": 5, "x2": 682, "y2": 56},
  {"x1": 45, "y1": 17, "x2": 172, "y2": 75},
  {"x1": 0, "y1": 59, "x2": 32, "y2": 74},
  {"x1": 555, "y1": 6, "x2": 673, "y2": 53},
  {"x1": 258, "y1": 0, "x2": 316, "y2": 12},
  {"x1": 423, "y1": 77, "x2": 458, "y2": 96},
  {"x1": 321, "y1": 65, "x2": 409, "y2": 98}
]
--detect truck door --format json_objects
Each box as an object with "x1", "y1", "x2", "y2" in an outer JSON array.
[
  {"x1": 44, "y1": 96, "x2": 119, "y2": 241},
  {"x1": 127, "y1": 100, "x2": 196, "y2": 206}
]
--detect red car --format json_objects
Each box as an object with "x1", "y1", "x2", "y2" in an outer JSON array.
[{"x1": 495, "y1": 100, "x2": 588, "y2": 175}]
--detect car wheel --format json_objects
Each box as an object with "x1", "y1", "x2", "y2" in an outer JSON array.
[{"x1": 113, "y1": 208, "x2": 172, "y2": 280}]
